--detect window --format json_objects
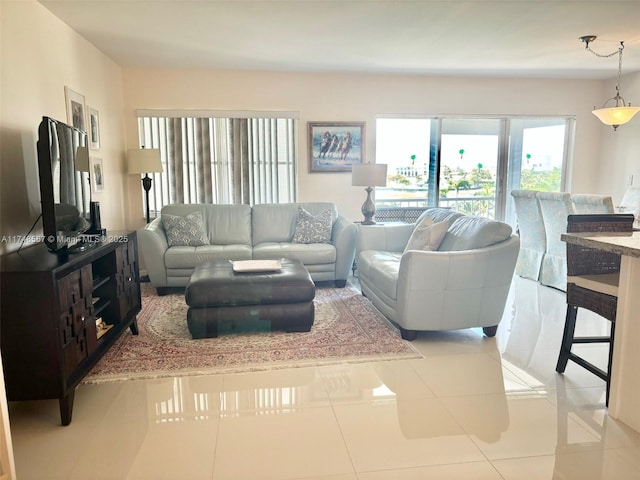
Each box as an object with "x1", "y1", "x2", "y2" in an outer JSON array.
[
  {"x1": 439, "y1": 118, "x2": 501, "y2": 219},
  {"x1": 136, "y1": 114, "x2": 298, "y2": 217},
  {"x1": 375, "y1": 116, "x2": 573, "y2": 223}
]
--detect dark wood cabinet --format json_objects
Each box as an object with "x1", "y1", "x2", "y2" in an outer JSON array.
[
  {"x1": 0, "y1": 231, "x2": 141, "y2": 425},
  {"x1": 58, "y1": 264, "x2": 97, "y2": 379}
]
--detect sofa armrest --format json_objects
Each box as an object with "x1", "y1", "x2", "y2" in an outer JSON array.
[
  {"x1": 356, "y1": 223, "x2": 415, "y2": 257},
  {"x1": 138, "y1": 218, "x2": 170, "y2": 287},
  {"x1": 331, "y1": 215, "x2": 357, "y2": 281},
  {"x1": 398, "y1": 236, "x2": 520, "y2": 292},
  {"x1": 396, "y1": 235, "x2": 520, "y2": 330}
]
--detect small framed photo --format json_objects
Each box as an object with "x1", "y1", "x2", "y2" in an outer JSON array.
[
  {"x1": 64, "y1": 86, "x2": 86, "y2": 132},
  {"x1": 91, "y1": 157, "x2": 104, "y2": 192},
  {"x1": 88, "y1": 107, "x2": 100, "y2": 150},
  {"x1": 308, "y1": 121, "x2": 366, "y2": 172}
]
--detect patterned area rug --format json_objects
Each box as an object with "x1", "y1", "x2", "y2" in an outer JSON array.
[{"x1": 84, "y1": 282, "x2": 422, "y2": 383}]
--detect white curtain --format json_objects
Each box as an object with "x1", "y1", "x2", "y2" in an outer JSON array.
[{"x1": 136, "y1": 115, "x2": 297, "y2": 216}]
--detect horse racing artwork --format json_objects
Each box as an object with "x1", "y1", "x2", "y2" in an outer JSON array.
[{"x1": 308, "y1": 121, "x2": 365, "y2": 172}]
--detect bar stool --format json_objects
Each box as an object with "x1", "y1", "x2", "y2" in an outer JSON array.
[{"x1": 555, "y1": 214, "x2": 635, "y2": 406}]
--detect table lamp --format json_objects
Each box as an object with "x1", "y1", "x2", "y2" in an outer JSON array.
[
  {"x1": 76, "y1": 145, "x2": 90, "y2": 176},
  {"x1": 352, "y1": 163, "x2": 387, "y2": 224},
  {"x1": 128, "y1": 147, "x2": 162, "y2": 224},
  {"x1": 76, "y1": 145, "x2": 106, "y2": 235},
  {"x1": 75, "y1": 145, "x2": 92, "y2": 207}
]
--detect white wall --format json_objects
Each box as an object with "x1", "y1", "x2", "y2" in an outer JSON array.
[
  {"x1": 0, "y1": 0, "x2": 125, "y2": 254},
  {"x1": 122, "y1": 68, "x2": 608, "y2": 223}
]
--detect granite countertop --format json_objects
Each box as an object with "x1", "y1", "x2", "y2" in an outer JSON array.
[{"x1": 561, "y1": 231, "x2": 640, "y2": 259}]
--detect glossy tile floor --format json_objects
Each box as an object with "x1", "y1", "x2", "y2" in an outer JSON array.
[{"x1": 8, "y1": 276, "x2": 640, "y2": 479}]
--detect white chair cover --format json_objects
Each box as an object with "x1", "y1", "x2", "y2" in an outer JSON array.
[
  {"x1": 511, "y1": 189, "x2": 546, "y2": 281},
  {"x1": 571, "y1": 194, "x2": 614, "y2": 214},
  {"x1": 537, "y1": 192, "x2": 574, "y2": 291}
]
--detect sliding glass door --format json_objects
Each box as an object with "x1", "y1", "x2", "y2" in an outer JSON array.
[
  {"x1": 438, "y1": 118, "x2": 502, "y2": 218},
  {"x1": 503, "y1": 118, "x2": 569, "y2": 226},
  {"x1": 376, "y1": 116, "x2": 572, "y2": 223}
]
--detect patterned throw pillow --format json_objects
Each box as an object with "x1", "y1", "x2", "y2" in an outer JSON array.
[
  {"x1": 403, "y1": 217, "x2": 449, "y2": 253},
  {"x1": 293, "y1": 207, "x2": 333, "y2": 244},
  {"x1": 162, "y1": 211, "x2": 210, "y2": 247}
]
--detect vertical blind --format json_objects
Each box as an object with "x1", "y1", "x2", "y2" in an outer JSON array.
[{"x1": 136, "y1": 115, "x2": 298, "y2": 217}]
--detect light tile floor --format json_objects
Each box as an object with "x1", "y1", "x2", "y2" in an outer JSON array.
[{"x1": 8, "y1": 276, "x2": 640, "y2": 479}]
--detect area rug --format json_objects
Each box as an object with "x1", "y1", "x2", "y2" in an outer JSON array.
[{"x1": 83, "y1": 282, "x2": 422, "y2": 383}]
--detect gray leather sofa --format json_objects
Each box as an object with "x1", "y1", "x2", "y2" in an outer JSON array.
[
  {"x1": 356, "y1": 208, "x2": 520, "y2": 340},
  {"x1": 139, "y1": 202, "x2": 357, "y2": 293}
]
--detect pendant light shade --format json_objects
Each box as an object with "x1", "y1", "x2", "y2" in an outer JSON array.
[
  {"x1": 580, "y1": 36, "x2": 639, "y2": 130},
  {"x1": 592, "y1": 105, "x2": 640, "y2": 128}
]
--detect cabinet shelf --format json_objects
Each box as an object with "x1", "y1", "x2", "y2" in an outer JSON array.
[
  {"x1": 93, "y1": 299, "x2": 111, "y2": 318},
  {"x1": 92, "y1": 276, "x2": 110, "y2": 291}
]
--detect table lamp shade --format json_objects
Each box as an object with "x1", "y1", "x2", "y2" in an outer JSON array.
[
  {"x1": 75, "y1": 146, "x2": 90, "y2": 172},
  {"x1": 352, "y1": 163, "x2": 387, "y2": 187},
  {"x1": 75, "y1": 146, "x2": 92, "y2": 211},
  {"x1": 127, "y1": 148, "x2": 162, "y2": 174}
]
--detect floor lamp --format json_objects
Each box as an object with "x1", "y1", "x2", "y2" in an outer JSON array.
[
  {"x1": 352, "y1": 163, "x2": 388, "y2": 224},
  {"x1": 128, "y1": 148, "x2": 162, "y2": 224}
]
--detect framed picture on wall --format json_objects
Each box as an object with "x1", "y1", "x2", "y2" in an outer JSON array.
[
  {"x1": 64, "y1": 86, "x2": 86, "y2": 132},
  {"x1": 308, "y1": 121, "x2": 365, "y2": 172},
  {"x1": 88, "y1": 107, "x2": 101, "y2": 150},
  {"x1": 91, "y1": 157, "x2": 104, "y2": 192}
]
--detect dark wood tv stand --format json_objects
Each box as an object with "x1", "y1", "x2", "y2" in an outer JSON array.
[{"x1": 0, "y1": 231, "x2": 141, "y2": 425}]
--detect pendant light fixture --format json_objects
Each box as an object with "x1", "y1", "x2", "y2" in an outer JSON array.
[{"x1": 580, "y1": 35, "x2": 640, "y2": 130}]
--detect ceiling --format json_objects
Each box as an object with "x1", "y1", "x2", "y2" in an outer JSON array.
[{"x1": 39, "y1": 0, "x2": 640, "y2": 80}]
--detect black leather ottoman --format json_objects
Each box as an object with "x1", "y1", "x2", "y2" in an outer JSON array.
[{"x1": 185, "y1": 259, "x2": 315, "y2": 339}]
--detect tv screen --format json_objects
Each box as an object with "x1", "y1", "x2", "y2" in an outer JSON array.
[{"x1": 37, "y1": 116, "x2": 91, "y2": 252}]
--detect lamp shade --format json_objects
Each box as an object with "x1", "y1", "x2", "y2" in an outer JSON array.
[
  {"x1": 352, "y1": 163, "x2": 388, "y2": 187},
  {"x1": 592, "y1": 106, "x2": 640, "y2": 127},
  {"x1": 127, "y1": 148, "x2": 162, "y2": 174},
  {"x1": 75, "y1": 146, "x2": 90, "y2": 172}
]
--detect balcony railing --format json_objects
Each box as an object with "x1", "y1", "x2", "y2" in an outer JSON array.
[
  {"x1": 437, "y1": 196, "x2": 496, "y2": 219},
  {"x1": 377, "y1": 195, "x2": 496, "y2": 220}
]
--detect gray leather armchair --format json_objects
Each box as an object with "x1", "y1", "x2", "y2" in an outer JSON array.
[{"x1": 356, "y1": 209, "x2": 520, "y2": 340}]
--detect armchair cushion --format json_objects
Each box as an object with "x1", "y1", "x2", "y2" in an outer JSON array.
[
  {"x1": 162, "y1": 211, "x2": 210, "y2": 247},
  {"x1": 417, "y1": 207, "x2": 464, "y2": 226},
  {"x1": 404, "y1": 218, "x2": 448, "y2": 253},
  {"x1": 293, "y1": 206, "x2": 333, "y2": 244},
  {"x1": 439, "y1": 216, "x2": 512, "y2": 251}
]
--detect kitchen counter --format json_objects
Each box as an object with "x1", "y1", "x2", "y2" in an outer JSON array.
[{"x1": 562, "y1": 231, "x2": 640, "y2": 433}]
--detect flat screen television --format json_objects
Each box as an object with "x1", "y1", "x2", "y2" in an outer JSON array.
[{"x1": 37, "y1": 116, "x2": 91, "y2": 252}]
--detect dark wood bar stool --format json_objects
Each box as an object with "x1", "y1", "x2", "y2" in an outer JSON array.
[{"x1": 556, "y1": 214, "x2": 635, "y2": 406}]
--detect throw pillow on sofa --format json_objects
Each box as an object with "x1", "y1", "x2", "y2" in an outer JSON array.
[
  {"x1": 293, "y1": 206, "x2": 332, "y2": 244},
  {"x1": 404, "y1": 217, "x2": 448, "y2": 253},
  {"x1": 162, "y1": 211, "x2": 210, "y2": 247}
]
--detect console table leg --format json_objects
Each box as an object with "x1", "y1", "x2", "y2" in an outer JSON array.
[
  {"x1": 59, "y1": 390, "x2": 75, "y2": 426},
  {"x1": 130, "y1": 317, "x2": 139, "y2": 335}
]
